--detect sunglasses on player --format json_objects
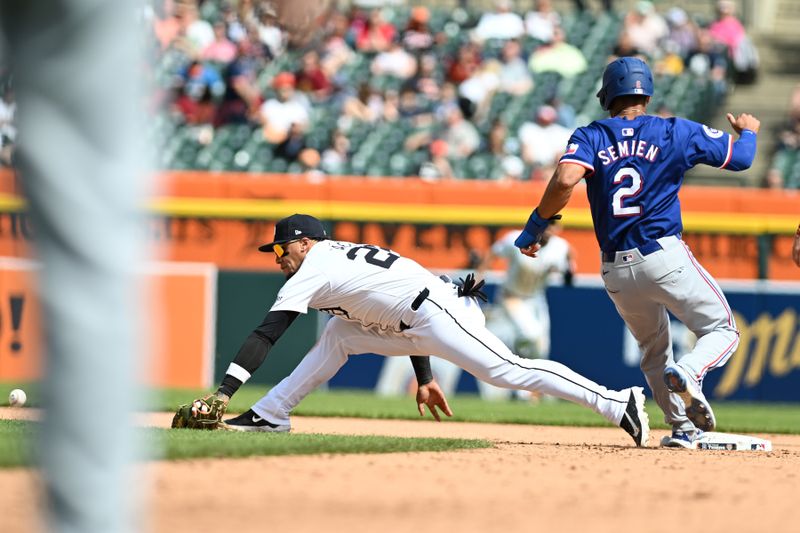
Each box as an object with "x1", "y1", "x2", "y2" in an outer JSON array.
[{"x1": 273, "y1": 240, "x2": 300, "y2": 258}]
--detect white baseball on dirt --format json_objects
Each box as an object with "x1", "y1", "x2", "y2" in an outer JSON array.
[{"x1": 9, "y1": 388, "x2": 26, "y2": 407}]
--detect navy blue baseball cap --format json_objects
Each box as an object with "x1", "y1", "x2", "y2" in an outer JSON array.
[
  {"x1": 596, "y1": 57, "x2": 654, "y2": 111},
  {"x1": 258, "y1": 214, "x2": 329, "y2": 252}
]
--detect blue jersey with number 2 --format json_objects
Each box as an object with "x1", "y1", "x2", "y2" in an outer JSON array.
[{"x1": 560, "y1": 115, "x2": 733, "y2": 253}]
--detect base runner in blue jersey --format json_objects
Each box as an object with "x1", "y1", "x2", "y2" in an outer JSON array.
[{"x1": 515, "y1": 57, "x2": 761, "y2": 448}]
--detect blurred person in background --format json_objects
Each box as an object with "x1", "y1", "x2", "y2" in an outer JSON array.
[
  {"x1": 518, "y1": 105, "x2": 572, "y2": 179},
  {"x1": 214, "y1": 35, "x2": 265, "y2": 126},
  {"x1": 356, "y1": 8, "x2": 396, "y2": 54},
  {"x1": 621, "y1": 1, "x2": 668, "y2": 59},
  {"x1": 402, "y1": 6, "x2": 435, "y2": 53},
  {"x1": 794, "y1": 224, "x2": 800, "y2": 267},
  {"x1": 295, "y1": 49, "x2": 333, "y2": 103},
  {"x1": 480, "y1": 223, "x2": 574, "y2": 400},
  {"x1": 443, "y1": 104, "x2": 481, "y2": 159},
  {"x1": 419, "y1": 139, "x2": 454, "y2": 181},
  {"x1": 202, "y1": 20, "x2": 238, "y2": 63},
  {"x1": 321, "y1": 129, "x2": 350, "y2": 174},
  {"x1": 0, "y1": 1, "x2": 150, "y2": 532},
  {"x1": 0, "y1": 86, "x2": 15, "y2": 166},
  {"x1": 498, "y1": 39, "x2": 534, "y2": 96},
  {"x1": 260, "y1": 72, "x2": 310, "y2": 144},
  {"x1": 176, "y1": 0, "x2": 215, "y2": 58},
  {"x1": 371, "y1": 39, "x2": 417, "y2": 80},
  {"x1": 472, "y1": 0, "x2": 525, "y2": 43},
  {"x1": 524, "y1": 0, "x2": 561, "y2": 44},
  {"x1": 528, "y1": 26, "x2": 587, "y2": 78}
]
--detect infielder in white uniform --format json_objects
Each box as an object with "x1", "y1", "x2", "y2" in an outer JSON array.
[
  {"x1": 484, "y1": 225, "x2": 573, "y2": 360},
  {"x1": 196, "y1": 214, "x2": 649, "y2": 446}
]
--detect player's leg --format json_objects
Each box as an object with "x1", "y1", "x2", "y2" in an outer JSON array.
[
  {"x1": 651, "y1": 241, "x2": 738, "y2": 431},
  {"x1": 658, "y1": 241, "x2": 739, "y2": 382},
  {"x1": 248, "y1": 317, "x2": 418, "y2": 427},
  {"x1": 408, "y1": 297, "x2": 647, "y2": 444}
]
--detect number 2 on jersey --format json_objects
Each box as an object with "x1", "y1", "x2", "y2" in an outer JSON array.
[
  {"x1": 346, "y1": 245, "x2": 400, "y2": 269},
  {"x1": 611, "y1": 167, "x2": 643, "y2": 217}
]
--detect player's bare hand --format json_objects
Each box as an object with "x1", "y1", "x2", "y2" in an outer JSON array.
[
  {"x1": 726, "y1": 112, "x2": 760, "y2": 134},
  {"x1": 519, "y1": 243, "x2": 542, "y2": 258},
  {"x1": 416, "y1": 379, "x2": 453, "y2": 422}
]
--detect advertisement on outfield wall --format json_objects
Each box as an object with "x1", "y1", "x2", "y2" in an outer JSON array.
[{"x1": 329, "y1": 278, "x2": 800, "y2": 403}]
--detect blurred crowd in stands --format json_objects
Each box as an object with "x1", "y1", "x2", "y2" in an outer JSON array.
[{"x1": 0, "y1": 0, "x2": 781, "y2": 186}]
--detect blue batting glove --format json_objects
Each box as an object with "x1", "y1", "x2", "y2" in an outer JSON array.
[{"x1": 514, "y1": 209, "x2": 561, "y2": 249}]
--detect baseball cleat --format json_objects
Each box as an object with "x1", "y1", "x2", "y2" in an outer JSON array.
[
  {"x1": 220, "y1": 409, "x2": 290, "y2": 433},
  {"x1": 619, "y1": 387, "x2": 650, "y2": 447},
  {"x1": 660, "y1": 429, "x2": 703, "y2": 449},
  {"x1": 663, "y1": 365, "x2": 716, "y2": 431}
]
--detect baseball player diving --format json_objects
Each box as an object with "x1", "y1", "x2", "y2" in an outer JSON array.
[
  {"x1": 173, "y1": 213, "x2": 650, "y2": 447},
  {"x1": 514, "y1": 57, "x2": 760, "y2": 448}
]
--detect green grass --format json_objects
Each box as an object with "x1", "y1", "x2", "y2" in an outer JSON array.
[
  {"x1": 0, "y1": 419, "x2": 491, "y2": 468},
  {"x1": 154, "y1": 386, "x2": 800, "y2": 435}
]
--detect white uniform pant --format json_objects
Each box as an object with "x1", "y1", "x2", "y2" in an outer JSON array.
[
  {"x1": 255, "y1": 293, "x2": 631, "y2": 427},
  {"x1": 601, "y1": 236, "x2": 739, "y2": 432}
]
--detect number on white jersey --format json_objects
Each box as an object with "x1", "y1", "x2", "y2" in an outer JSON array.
[
  {"x1": 611, "y1": 167, "x2": 643, "y2": 217},
  {"x1": 346, "y1": 245, "x2": 400, "y2": 269}
]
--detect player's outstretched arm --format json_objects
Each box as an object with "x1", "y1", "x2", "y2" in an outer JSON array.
[
  {"x1": 724, "y1": 112, "x2": 760, "y2": 171},
  {"x1": 416, "y1": 379, "x2": 453, "y2": 422},
  {"x1": 517, "y1": 163, "x2": 585, "y2": 255},
  {"x1": 793, "y1": 223, "x2": 800, "y2": 267}
]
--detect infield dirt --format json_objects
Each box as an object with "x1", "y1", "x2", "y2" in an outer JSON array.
[{"x1": 1, "y1": 409, "x2": 798, "y2": 533}]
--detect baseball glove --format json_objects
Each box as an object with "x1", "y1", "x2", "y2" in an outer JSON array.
[
  {"x1": 171, "y1": 393, "x2": 228, "y2": 430},
  {"x1": 457, "y1": 273, "x2": 488, "y2": 302}
]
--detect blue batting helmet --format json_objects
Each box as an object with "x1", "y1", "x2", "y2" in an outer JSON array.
[{"x1": 596, "y1": 57, "x2": 654, "y2": 111}]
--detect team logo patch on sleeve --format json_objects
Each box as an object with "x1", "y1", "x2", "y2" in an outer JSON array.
[
  {"x1": 702, "y1": 125, "x2": 724, "y2": 138},
  {"x1": 566, "y1": 143, "x2": 579, "y2": 155}
]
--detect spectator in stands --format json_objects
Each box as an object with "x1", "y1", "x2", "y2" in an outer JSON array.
[
  {"x1": 406, "y1": 53, "x2": 443, "y2": 102},
  {"x1": 687, "y1": 28, "x2": 728, "y2": 100},
  {"x1": 709, "y1": 0, "x2": 758, "y2": 84},
  {"x1": 443, "y1": 104, "x2": 480, "y2": 158},
  {"x1": 0, "y1": 87, "x2": 16, "y2": 166},
  {"x1": 447, "y1": 42, "x2": 482, "y2": 85},
  {"x1": 776, "y1": 84, "x2": 800, "y2": 151},
  {"x1": 372, "y1": 39, "x2": 417, "y2": 80},
  {"x1": 498, "y1": 39, "x2": 534, "y2": 95},
  {"x1": 321, "y1": 12, "x2": 356, "y2": 85},
  {"x1": 402, "y1": 6, "x2": 435, "y2": 53},
  {"x1": 341, "y1": 83, "x2": 383, "y2": 126},
  {"x1": 321, "y1": 129, "x2": 350, "y2": 174},
  {"x1": 178, "y1": 60, "x2": 225, "y2": 101},
  {"x1": 177, "y1": 0, "x2": 215, "y2": 58},
  {"x1": 654, "y1": 41, "x2": 685, "y2": 76},
  {"x1": 708, "y1": 0, "x2": 746, "y2": 57},
  {"x1": 793, "y1": 224, "x2": 800, "y2": 267},
  {"x1": 613, "y1": 30, "x2": 643, "y2": 59},
  {"x1": 573, "y1": 0, "x2": 613, "y2": 12},
  {"x1": 518, "y1": 105, "x2": 572, "y2": 179},
  {"x1": 459, "y1": 60, "x2": 501, "y2": 122},
  {"x1": 295, "y1": 50, "x2": 333, "y2": 102},
  {"x1": 202, "y1": 21, "x2": 238, "y2": 63},
  {"x1": 260, "y1": 72, "x2": 310, "y2": 145},
  {"x1": 220, "y1": 2, "x2": 247, "y2": 44},
  {"x1": 546, "y1": 94, "x2": 576, "y2": 129},
  {"x1": 356, "y1": 9, "x2": 396, "y2": 53},
  {"x1": 151, "y1": 0, "x2": 181, "y2": 51},
  {"x1": 664, "y1": 7, "x2": 697, "y2": 60},
  {"x1": 524, "y1": 0, "x2": 561, "y2": 44},
  {"x1": 257, "y1": 7, "x2": 285, "y2": 57},
  {"x1": 472, "y1": 0, "x2": 525, "y2": 43},
  {"x1": 529, "y1": 26, "x2": 587, "y2": 78},
  {"x1": 173, "y1": 84, "x2": 216, "y2": 126},
  {"x1": 498, "y1": 155, "x2": 527, "y2": 182},
  {"x1": 214, "y1": 36, "x2": 265, "y2": 126},
  {"x1": 621, "y1": 1, "x2": 668, "y2": 58},
  {"x1": 419, "y1": 139, "x2": 455, "y2": 181},
  {"x1": 761, "y1": 168, "x2": 785, "y2": 190}
]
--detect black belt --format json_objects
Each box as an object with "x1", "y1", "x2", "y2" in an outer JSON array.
[
  {"x1": 602, "y1": 240, "x2": 663, "y2": 263},
  {"x1": 400, "y1": 288, "x2": 430, "y2": 331}
]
